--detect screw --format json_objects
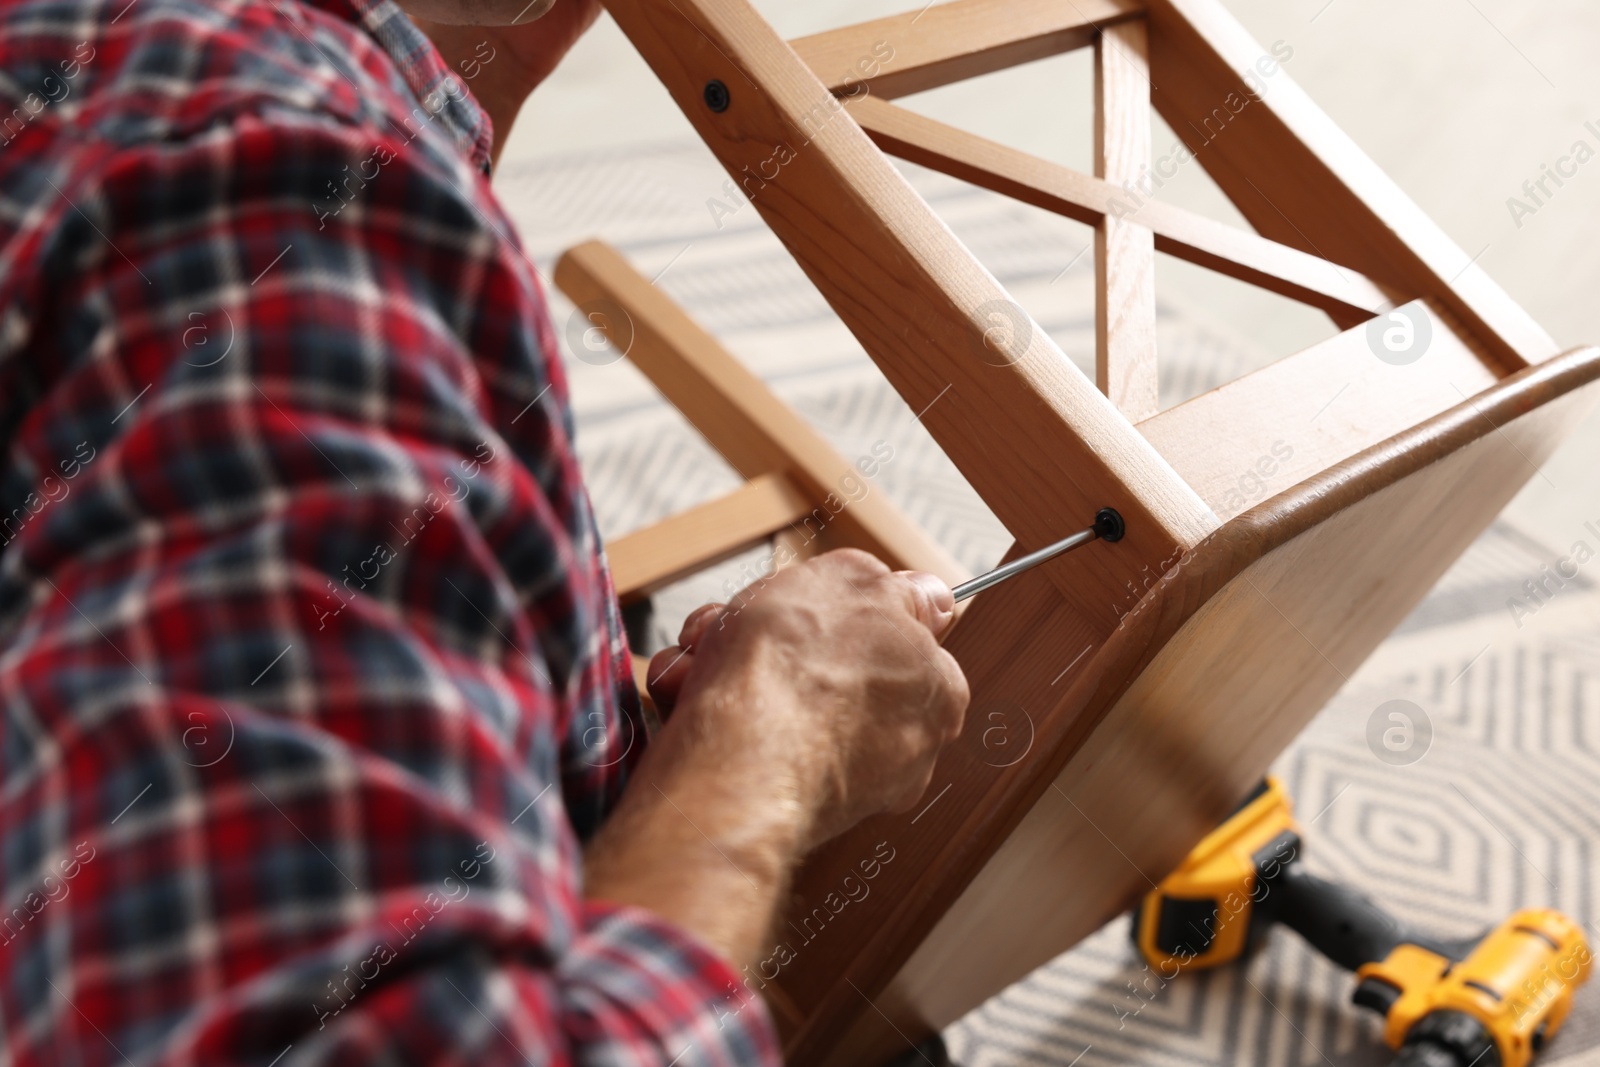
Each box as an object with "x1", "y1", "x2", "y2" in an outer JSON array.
[
  {"x1": 704, "y1": 80, "x2": 730, "y2": 113},
  {"x1": 1094, "y1": 508, "x2": 1126, "y2": 543}
]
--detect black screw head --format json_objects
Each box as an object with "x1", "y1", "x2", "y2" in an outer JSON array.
[
  {"x1": 1094, "y1": 507, "x2": 1126, "y2": 543},
  {"x1": 704, "y1": 80, "x2": 731, "y2": 112}
]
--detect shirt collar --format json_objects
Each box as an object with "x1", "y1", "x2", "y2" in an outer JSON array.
[{"x1": 306, "y1": 0, "x2": 496, "y2": 173}]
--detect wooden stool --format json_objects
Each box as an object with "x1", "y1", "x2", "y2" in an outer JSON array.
[{"x1": 555, "y1": 0, "x2": 1600, "y2": 1061}]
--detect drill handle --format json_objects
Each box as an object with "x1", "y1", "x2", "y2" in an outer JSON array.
[
  {"x1": 1274, "y1": 864, "x2": 1404, "y2": 971},
  {"x1": 1274, "y1": 865, "x2": 1475, "y2": 972}
]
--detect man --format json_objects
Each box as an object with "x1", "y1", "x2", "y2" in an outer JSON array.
[{"x1": 0, "y1": 0, "x2": 970, "y2": 1063}]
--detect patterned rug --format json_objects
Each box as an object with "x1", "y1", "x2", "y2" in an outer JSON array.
[{"x1": 493, "y1": 141, "x2": 1600, "y2": 1067}]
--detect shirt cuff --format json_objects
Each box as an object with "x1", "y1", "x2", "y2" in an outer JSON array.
[{"x1": 562, "y1": 902, "x2": 782, "y2": 1067}]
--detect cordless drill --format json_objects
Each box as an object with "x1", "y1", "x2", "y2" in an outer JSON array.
[{"x1": 1131, "y1": 778, "x2": 1592, "y2": 1067}]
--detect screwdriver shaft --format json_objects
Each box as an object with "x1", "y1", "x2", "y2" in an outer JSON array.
[{"x1": 952, "y1": 526, "x2": 1099, "y2": 603}]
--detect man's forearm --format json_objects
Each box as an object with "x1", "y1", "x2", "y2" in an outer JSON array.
[{"x1": 583, "y1": 662, "x2": 813, "y2": 968}]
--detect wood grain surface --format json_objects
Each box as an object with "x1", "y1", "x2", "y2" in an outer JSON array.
[
  {"x1": 1139, "y1": 298, "x2": 1499, "y2": 519},
  {"x1": 790, "y1": 0, "x2": 1142, "y2": 99},
  {"x1": 1095, "y1": 19, "x2": 1161, "y2": 421}
]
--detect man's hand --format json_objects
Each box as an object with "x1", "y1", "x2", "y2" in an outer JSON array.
[
  {"x1": 586, "y1": 550, "x2": 970, "y2": 968},
  {"x1": 647, "y1": 550, "x2": 966, "y2": 843}
]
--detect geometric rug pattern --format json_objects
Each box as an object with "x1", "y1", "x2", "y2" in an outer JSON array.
[{"x1": 492, "y1": 140, "x2": 1600, "y2": 1067}]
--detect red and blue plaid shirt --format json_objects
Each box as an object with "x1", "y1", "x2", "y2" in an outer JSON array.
[{"x1": 0, "y1": 0, "x2": 778, "y2": 1062}]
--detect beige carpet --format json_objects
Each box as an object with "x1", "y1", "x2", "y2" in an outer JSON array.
[{"x1": 495, "y1": 141, "x2": 1600, "y2": 1067}]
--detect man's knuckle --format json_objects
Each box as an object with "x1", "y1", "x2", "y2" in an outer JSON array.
[{"x1": 833, "y1": 547, "x2": 887, "y2": 576}]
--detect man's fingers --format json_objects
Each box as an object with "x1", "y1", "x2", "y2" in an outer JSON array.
[
  {"x1": 893, "y1": 570, "x2": 956, "y2": 636},
  {"x1": 934, "y1": 646, "x2": 971, "y2": 739},
  {"x1": 677, "y1": 603, "x2": 727, "y2": 649},
  {"x1": 651, "y1": 601, "x2": 727, "y2": 709},
  {"x1": 646, "y1": 645, "x2": 696, "y2": 710}
]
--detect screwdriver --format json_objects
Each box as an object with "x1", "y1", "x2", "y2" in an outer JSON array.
[{"x1": 951, "y1": 508, "x2": 1126, "y2": 603}]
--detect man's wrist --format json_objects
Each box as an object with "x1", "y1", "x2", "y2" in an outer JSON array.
[
  {"x1": 584, "y1": 725, "x2": 807, "y2": 966},
  {"x1": 580, "y1": 646, "x2": 824, "y2": 966},
  {"x1": 650, "y1": 650, "x2": 818, "y2": 865}
]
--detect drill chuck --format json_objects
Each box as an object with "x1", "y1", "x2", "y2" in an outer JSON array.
[
  {"x1": 1392, "y1": 1041, "x2": 1491, "y2": 1067},
  {"x1": 1359, "y1": 911, "x2": 1590, "y2": 1067},
  {"x1": 1390, "y1": 1011, "x2": 1502, "y2": 1067}
]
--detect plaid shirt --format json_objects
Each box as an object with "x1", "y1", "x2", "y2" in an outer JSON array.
[{"x1": 0, "y1": 0, "x2": 778, "y2": 1063}]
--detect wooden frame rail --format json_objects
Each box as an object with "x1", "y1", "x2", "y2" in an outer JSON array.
[
  {"x1": 845, "y1": 94, "x2": 1394, "y2": 325},
  {"x1": 791, "y1": 0, "x2": 1143, "y2": 99},
  {"x1": 606, "y1": 471, "x2": 816, "y2": 602},
  {"x1": 1144, "y1": 0, "x2": 1553, "y2": 372},
  {"x1": 1094, "y1": 18, "x2": 1160, "y2": 420}
]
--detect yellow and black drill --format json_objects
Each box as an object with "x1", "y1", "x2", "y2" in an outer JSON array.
[{"x1": 1132, "y1": 778, "x2": 1592, "y2": 1067}]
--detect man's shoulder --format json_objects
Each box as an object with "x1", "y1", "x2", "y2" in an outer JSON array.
[{"x1": 0, "y1": 0, "x2": 419, "y2": 150}]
